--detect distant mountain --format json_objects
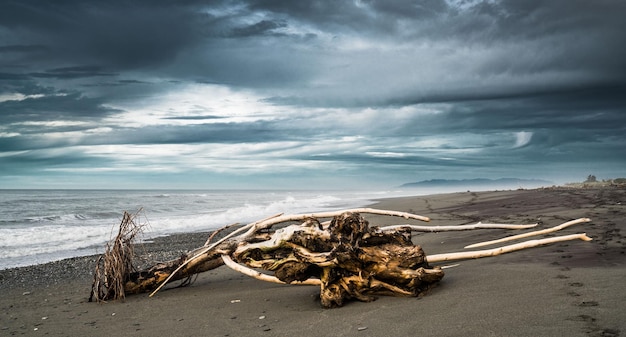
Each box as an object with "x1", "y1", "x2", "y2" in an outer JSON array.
[{"x1": 400, "y1": 178, "x2": 553, "y2": 189}]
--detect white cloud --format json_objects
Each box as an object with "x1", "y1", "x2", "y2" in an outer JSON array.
[
  {"x1": 366, "y1": 151, "x2": 407, "y2": 158},
  {"x1": 445, "y1": 0, "x2": 498, "y2": 11},
  {"x1": 0, "y1": 93, "x2": 26, "y2": 102},
  {"x1": 105, "y1": 82, "x2": 281, "y2": 127},
  {"x1": 17, "y1": 120, "x2": 90, "y2": 127},
  {"x1": 513, "y1": 131, "x2": 533, "y2": 148},
  {"x1": 0, "y1": 92, "x2": 70, "y2": 103}
]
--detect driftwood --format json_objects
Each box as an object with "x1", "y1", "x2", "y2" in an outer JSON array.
[
  {"x1": 464, "y1": 218, "x2": 591, "y2": 248},
  {"x1": 90, "y1": 208, "x2": 592, "y2": 308}
]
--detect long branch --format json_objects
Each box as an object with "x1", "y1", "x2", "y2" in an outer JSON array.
[
  {"x1": 464, "y1": 218, "x2": 591, "y2": 249},
  {"x1": 148, "y1": 213, "x2": 284, "y2": 297},
  {"x1": 251, "y1": 208, "x2": 431, "y2": 233},
  {"x1": 427, "y1": 233, "x2": 592, "y2": 263},
  {"x1": 381, "y1": 222, "x2": 538, "y2": 232}
]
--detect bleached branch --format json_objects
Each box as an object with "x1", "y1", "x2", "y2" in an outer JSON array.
[
  {"x1": 464, "y1": 218, "x2": 591, "y2": 249},
  {"x1": 381, "y1": 222, "x2": 538, "y2": 232},
  {"x1": 427, "y1": 233, "x2": 592, "y2": 263}
]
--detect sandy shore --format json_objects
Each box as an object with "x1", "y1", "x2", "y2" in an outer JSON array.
[{"x1": 1, "y1": 187, "x2": 624, "y2": 336}]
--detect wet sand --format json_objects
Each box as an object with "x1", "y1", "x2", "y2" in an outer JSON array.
[{"x1": 1, "y1": 187, "x2": 625, "y2": 336}]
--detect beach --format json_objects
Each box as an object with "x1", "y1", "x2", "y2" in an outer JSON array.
[{"x1": 1, "y1": 187, "x2": 624, "y2": 336}]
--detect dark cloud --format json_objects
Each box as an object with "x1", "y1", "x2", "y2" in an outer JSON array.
[
  {"x1": 0, "y1": 73, "x2": 30, "y2": 81},
  {"x1": 247, "y1": 1, "x2": 371, "y2": 27},
  {"x1": 0, "y1": 0, "x2": 625, "y2": 188},
  {"x1": 3, "y1": 0, "x2": 622, "y2": 101},
  {"x1": 0, "y1": 149, "x2": 95, "y2": 175},
  {"x1": 0, "y1": 91, "x2": 121, "y2": 124},
  {"x1": 0, "y1": 119, "x2": 287, "y2": 153},
  {"x1": 228, "y1": 19, "x2": 288, "y2": 37},
  {"x1": 0, "y1": 44, "x2": 49, "y2": 53},
  {"x1": 30, "y1": 66, "x2": 117, "y2": 79},
  {"x1": 0, "y1": 1, "x2": 203, "y2": 71}
]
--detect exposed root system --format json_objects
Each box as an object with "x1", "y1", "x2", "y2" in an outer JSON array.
[{"x1": 90, "y1": 208, "x2": 592, "y2": 308}]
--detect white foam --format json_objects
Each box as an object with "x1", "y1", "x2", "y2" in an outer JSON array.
[
  {"x1": 0, "y1": 223, "x2": 112, "y2": 259},
  {"x1": 0, "y1": 191, "x2": 371, "y2": 269},
  {"x1": 0, "y1": 189, "x2": 420, "y2": 269},
  {"x1": 146, "y1": 194, "x2": 349, "y2": 237}
]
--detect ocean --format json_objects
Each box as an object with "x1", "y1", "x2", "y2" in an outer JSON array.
[{"x1": 0, "y1": 189, "x2": 422, "y2": 270}]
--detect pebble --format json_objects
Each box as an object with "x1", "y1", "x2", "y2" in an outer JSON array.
[
  {"x1": 0, "y1": 233, "x2": 209, "y2": 291},
  {"x1": 357, "y1": 326, "x2": 368, "y2": 331}
]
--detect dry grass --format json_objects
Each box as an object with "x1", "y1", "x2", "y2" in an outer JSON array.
[{"x1": 89, "y1": 210, "x2": 146, "y2": 302}]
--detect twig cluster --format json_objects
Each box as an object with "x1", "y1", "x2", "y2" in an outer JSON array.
[{"x1": 89, "y1": 210, "x2": 146, "y2": 302}]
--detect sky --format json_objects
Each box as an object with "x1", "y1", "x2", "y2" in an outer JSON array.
[{"x1": 1, "y1": 0, "x2": 625, "y2": 190}]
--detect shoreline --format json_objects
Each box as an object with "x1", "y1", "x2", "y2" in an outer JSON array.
[{"x1": 1, "y1": 186, "x2": 624, "y2": 336}]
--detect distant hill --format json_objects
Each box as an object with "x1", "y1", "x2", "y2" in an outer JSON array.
[{"x1": 400, "y1": 178, "x2": 553, "y2": 189}]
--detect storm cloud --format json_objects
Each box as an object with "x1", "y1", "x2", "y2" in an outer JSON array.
[{"x1": 1, "y1": 0, "x2": 624, "y2": 189}]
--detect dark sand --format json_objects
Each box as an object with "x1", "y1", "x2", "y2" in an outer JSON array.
[{"x1": 1, "y1": 187, "x2": 625, "y2": 336}]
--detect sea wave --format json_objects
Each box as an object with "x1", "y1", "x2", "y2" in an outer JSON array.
[
  {"x1": 146, "y1": 194, "x2": 349, "y2": 236},
  {"x1": 0, "y1": 190, "x2": 377, "y2": 269},
  {"x1": 14, "y1": 212, "x2": 122, "y2": 225}
]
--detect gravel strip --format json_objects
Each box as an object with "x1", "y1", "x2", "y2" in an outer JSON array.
[{"x1": 0, "y1": 230, "x2": 214, "y2": 291}]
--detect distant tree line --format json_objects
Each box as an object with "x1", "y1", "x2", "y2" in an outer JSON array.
[{"x1": 583, "y1": 175, "x2": 625, "y2": 185}]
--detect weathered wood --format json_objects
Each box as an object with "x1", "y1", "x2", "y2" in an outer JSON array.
[
  {"x1": 123, "y1": 247, "x2": 227, "y2": 295},
  {"x1": 381, "y1": 222, "x2": 538, "y2": 232},
  {"x1": 428, "y1": 233, "x2": 592, "y2": 263},
  {"x1": 464, "y1": 218, "x2": 591, "y2": 248},
  {"x1": 147, "y1": 208, "x2": 429, "y2": 297},
  {"x1": 231, "y1": 211, "x2": 444, "y2": 307},
  {"x1": 90, "y1": 208, "x2": 593, "y2": 308},
  {"x1": 221, "y1": 254, "x2": 320, "y2": 285}
]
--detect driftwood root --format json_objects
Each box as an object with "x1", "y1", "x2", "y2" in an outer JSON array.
[{"x1": 90, "y1": 207, "x2": 592, "y2": 308}]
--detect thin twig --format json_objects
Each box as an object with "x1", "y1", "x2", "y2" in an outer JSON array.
[{"x1": 204, "y1": 223, "x2": 239, "y2": 246}]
